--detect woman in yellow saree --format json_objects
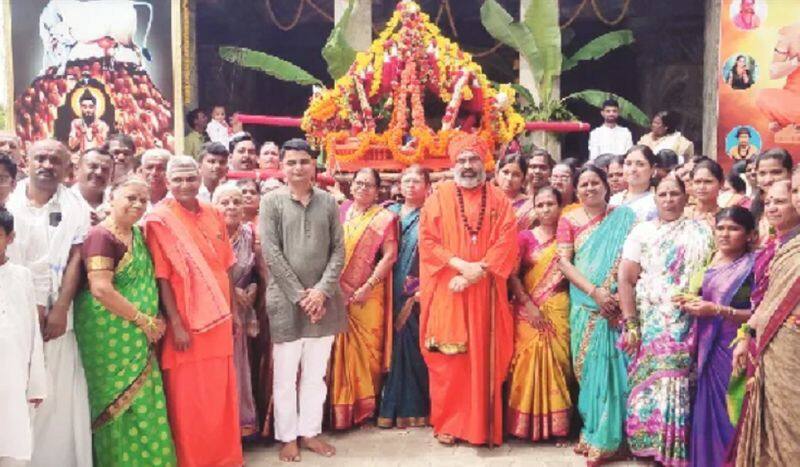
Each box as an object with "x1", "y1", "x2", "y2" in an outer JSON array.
[
  {"x1": 330, "y1": 168, "x2": 398, "y2": 430},
  {"x1": 507, "y1": 186, "x2": 572, "y2": 441}
]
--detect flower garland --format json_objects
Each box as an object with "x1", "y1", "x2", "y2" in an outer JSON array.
[{"x1": 301, "y1": 0, "x2": 526, "y2": 167}]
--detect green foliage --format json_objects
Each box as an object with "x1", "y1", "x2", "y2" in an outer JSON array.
[
  {"x1": 480, "y1": 0, "x2": 647, "y2": 126},
  {"x1": 218, "y1": 46, "x2": 322, "y2": 86},
  {"x1": 322, "y1": 0, "x2": 357, "y2": 80},
  {"x1": 480, "y1": 0, "x2": 542, "y2": 102},
  {"x1": 562, "y1": 90, "x2": 650, "y2": 127},
  {"x1": 524, "y1": 0, "x2": 561, "y2": 102},
  {"x1": 561, "y1": 30, "x2": 635, "y2": 72}
]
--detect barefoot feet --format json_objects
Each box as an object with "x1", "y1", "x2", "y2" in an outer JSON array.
[
  {"x1": 300, "y1": 435, "x2": 336, "y2": 457},
  {"x1": 435, "y1": 432, "x2": 456, "y2": 446},
  {"x1": 279, "y1": 440, "x2": 301, "y2": 462}
]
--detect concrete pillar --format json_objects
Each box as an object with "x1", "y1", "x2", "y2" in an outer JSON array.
[
  {"x1": 519, "y1": 0, "x2": 561, "y2": 159},
  {"x1": 335, "y1": 0, "x2": 372, "y2": 52},
  {"x1": 702, "y1": 0, "x2": 721, "y2": 158},
  {"x1": 1, "y1": 2, "x2": 11, "y2": 130}
]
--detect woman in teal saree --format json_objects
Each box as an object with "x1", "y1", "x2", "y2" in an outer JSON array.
[
  {"x1": 378, "y1": 165, "x2": 431, "y2": 428},
  {"x1": 74, "y1": 177, "x2": 176, "y2": 466},
  {"x1": 556, "y1": 166, "x2": 637, "y2": 464}
]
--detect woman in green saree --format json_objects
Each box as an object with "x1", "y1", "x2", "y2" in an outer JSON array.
[
  {"x1": 74, "y1": 176, "x2": 176, "y2": 466},
  {"x1": 556, "y1": 166, "x2": 637, "y2": 465}
]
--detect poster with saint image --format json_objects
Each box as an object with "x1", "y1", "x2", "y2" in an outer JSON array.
[
  {"x1": 718, "y1": 0, "x2": 800, "y2": 168},
  {"x1": 7, "y1": 0, "x2": 179, "y2": 152}
]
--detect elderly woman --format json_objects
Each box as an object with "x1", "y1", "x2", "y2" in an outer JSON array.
[
  {"x1": 74, "y1": 176, "x2": 176, "y2": 466},
  {"x1": 236, "y1": 178, "x2": 261, "y2": 225},
  {"x1": 618, "y1": 176, "x2": 714, "y2": 466},
  {"x1": 330, "y1": 168, "x2": 398, "y2": 430},
  {"x1": 730, "y1": 177, "x2": 800, "y2": 466},
  {"x1": 212, "y1": 182, "x2": 264, "y2": 437}
]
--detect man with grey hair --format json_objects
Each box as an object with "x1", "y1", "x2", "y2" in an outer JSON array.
[
  {"x1": 0, "y1": 131, "x2": 25, "y2": 178},
  {"x1": 259, "y1": 141, "x2": 280, "y2": 171},
  {"x1": 6, "y1": 139, "x2": 92, "y2": 466},
  {"x1": 142, "y1": 153, "x2": 243, "y2": 466},
  {"x1": 419, "y1": 133, "x2": 518, "y2": 447},
  {"x1": 138, "y1": 148, "x2": 171, "y2": 209}
]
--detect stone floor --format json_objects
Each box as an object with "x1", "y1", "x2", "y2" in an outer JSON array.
[{"x1": 243, "y1": 426, "x2": 653, "y2": 466}]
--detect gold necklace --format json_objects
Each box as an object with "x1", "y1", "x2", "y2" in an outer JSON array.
[{"x1": 103, "y1": 219, "x2": 133, "y2": 248}]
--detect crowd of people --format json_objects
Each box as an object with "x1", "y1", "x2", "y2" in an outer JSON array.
[{"x1": 0, "y1": 103, "x2": 798, "y2": 467}]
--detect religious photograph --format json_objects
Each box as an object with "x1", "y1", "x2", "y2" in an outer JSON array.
[
  {"x1": 725, "y1": 125, "x2": 762, "y2": 161},
  {"x1": 9, "y1": 0, "x2": 177, "y2": 151},
  {"x1": 729, "y1": 0, "x2": 767, "y2": 31},
  {"x1": 722, "y1": 53, "x2": 758, "y2": 90}
]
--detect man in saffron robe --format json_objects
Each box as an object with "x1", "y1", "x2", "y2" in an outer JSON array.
[
  {"x1": 143, "y1": 156, "x2": 243, "y2": 466},
  {"x1": 419, "y1": 132, "x2": 519, "y2": 446}
]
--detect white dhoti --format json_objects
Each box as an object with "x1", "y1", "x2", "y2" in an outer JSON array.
[
  {"x1": 272, "y1": 335, "x2": 335, "y2": 442},
  {"x1": 31, "y1": 331, "x2": 92, "y2": 467}
]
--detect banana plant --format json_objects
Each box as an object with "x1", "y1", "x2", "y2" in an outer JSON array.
[
  {"x1": 219, "y1": 0, "x2": 357, "y2": 86},
  {"x1": 480, "y1": 0, "x2": 648, "y2": 127}
]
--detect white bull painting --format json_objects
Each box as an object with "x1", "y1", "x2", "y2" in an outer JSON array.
[{"x1": 39, "y1": 0, "x2": 154, "y2": 75}]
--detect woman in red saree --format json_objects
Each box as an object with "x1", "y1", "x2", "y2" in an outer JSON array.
[{"x1": 330, "y1": 168, "x2": 398, "y2": 430}]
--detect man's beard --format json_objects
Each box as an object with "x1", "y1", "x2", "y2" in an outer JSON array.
[
  {"x1": 454, "y1": 169, "x2": 486, "y2": 189},
  {"x1": 82, "y1": 114, "x2": 95, "y2": 125}
]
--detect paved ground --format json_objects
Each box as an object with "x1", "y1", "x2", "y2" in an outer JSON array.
[{"x1": 243, "y1": 425, "x2": 653, "y2": 466}]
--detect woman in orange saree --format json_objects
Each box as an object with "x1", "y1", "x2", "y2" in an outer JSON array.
[
  {"x1": 330, "y1": 168, "x2": 398, "y2": 430},
  {"x1": 507, "y1": 186, "x2": 572, "y2": 441}
]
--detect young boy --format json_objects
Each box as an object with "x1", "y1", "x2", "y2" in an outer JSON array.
[
  {"x1": 0, "y1": 153, "x2": 16, "y2": 207},
  {"x1": 206, "y1": 105, "x2": 233, "y2": 148},
  {"x1": 587, "y1": 98, "x2": 633, "y2": 160},
  {"x1": 0, "y1": 207, "x2": 46, "y2": 465}
]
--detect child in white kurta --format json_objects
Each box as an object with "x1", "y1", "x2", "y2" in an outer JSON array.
[{"x1": 0, "y1": 213, "x2": 46, "y2": 464}]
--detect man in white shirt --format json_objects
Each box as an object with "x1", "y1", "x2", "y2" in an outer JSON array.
[
  {"x1": 198, "y1": 142, "x2": 229, "y2": 203},
  {"x1": 71, "y1": 147, "x2": 113, "y2": 225},
  {"x1": 138, "y1": 148, "x2": 171, "y2": 211},
  {"x1": 587, "y1": 98, "x2": 633, "y2": 160},
  {"x1": 6, "y1": 139, "x2": 92, "y2": 467}
]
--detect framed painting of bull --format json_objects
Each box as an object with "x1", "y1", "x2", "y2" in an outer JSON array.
[{"x1": 6, "y1": 0, "x2": 182, "y2": 153}]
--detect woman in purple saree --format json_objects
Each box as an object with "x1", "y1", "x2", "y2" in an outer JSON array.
[{"x1": 678, "y1": 207, "x2": 756, "y2": 467}]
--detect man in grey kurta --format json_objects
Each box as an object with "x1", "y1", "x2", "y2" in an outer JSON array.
[{"x1": 258, "y1": 138, "x2": 343, "y2": 461}]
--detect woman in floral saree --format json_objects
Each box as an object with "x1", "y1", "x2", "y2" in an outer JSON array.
[
  {"x1": 678, "y1": 207, "x2": 755, "y2": 467},
  {"x1": 556, "y1": 166, "x2": 637, "y2": 464},
  {"x1": 330, "y1": 168, "x2": 398, "y2": 430},
  {"x1": 74, "y1": 177, "x2": 176, "y2": 466},
  {"x1": 378, "y1": 166, "x2": 431, "y2": 428},
  {"x1": 507, "y1": 186, "x2": 572, "y2": 441},
  {"x1": 618, "y1": 176, "x2": 713, "y2": 466}
]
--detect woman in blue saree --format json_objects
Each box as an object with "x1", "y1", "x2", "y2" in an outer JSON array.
[
  {"x1": 378, "y1": 166, "x2": 431, "y2": 428},
  {"x1": 556, "y1": 166, "x2": 637, "y2": 464},
  {"x1": 678, "y1": 207, "x2": 755, "y2": 467}
]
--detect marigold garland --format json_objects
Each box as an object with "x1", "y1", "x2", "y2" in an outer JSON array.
[{"x1": 301, "y1": 0, "x2": 525, "y2": 168}]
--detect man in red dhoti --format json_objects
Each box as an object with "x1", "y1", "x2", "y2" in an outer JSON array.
[
  {"x1": 143, "y1": 155, "x2": 243, "y2": 466},
  {"x1": 419, "y1": 132, "x2": 519, "y2": 446}
]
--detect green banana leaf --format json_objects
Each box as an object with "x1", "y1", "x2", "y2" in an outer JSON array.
[
  {"x1": 524, "y1": 0, "x2": 561, "y2": 103},
  {"x1": 562, "y1": 30, "x2": 635, "y2": 72},
  {"x1": 562, "y1": 90, "x2": 649, "y2": 127},
  {"x1": 219, "y1": 46, "x2": 322, "y2": 86},
  {"x1": 510, "y1": 83, "x2": 536, "y2": 108},
  {"x1": 480, "y1": 0, "x2": 543, "y2": 92},
  {"x1": 322, "y1": 0, "x2": 356, "y2": 80}
]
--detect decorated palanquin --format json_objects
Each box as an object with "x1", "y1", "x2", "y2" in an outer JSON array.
[{"x1": 301, "y1": 0, "x2": 526, "y2": 171}]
